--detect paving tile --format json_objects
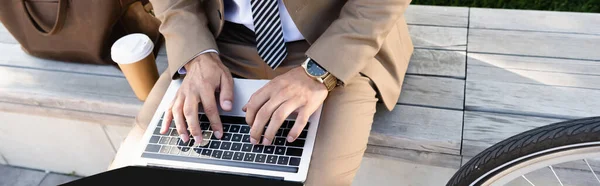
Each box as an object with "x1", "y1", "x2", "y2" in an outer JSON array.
[
  {"x1": 0, "y1": 111, "x2": 116, "y2": 176},
  {"x1": 38, "y1": 173, "x2": 81, "y2": 186},
  {"x1": 353, "y1": 154, "x2": 458, "y2": 186},
  {"x1": 0, "y1": 165, "x2": 46, "y2": 186},
  {"x1": 103, "y1": 124, "x2": 134, "y2": 152}
]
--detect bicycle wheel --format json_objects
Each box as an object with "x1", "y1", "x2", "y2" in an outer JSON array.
[{"x1": 447, "y1": 116, "x2": 600, "y2": 186}]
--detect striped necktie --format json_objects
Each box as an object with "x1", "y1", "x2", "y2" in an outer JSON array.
[{"x1": 250, "y1": 0, "x2": 288, "y2": 69}]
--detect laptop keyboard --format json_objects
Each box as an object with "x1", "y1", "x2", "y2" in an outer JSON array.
[{"x1": 142, "y1": 113, "x2": 309, "y2": 173}]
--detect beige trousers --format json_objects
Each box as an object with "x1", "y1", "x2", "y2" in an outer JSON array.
[{"x1": 110, "y1": 22, "x2": 380, "y2": 186}]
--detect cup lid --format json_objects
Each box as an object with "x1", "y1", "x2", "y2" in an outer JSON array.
[{"x1": 111, "y1": 33, "x2": 154, "y2": 64}]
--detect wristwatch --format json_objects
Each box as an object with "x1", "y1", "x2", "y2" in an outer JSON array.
[{"x1": 301, "y1": 58, "x2": 338, "y2": 91}]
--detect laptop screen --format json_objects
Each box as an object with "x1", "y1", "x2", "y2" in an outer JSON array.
[{"x1": 62, "y1": 166, "x2": 303, "y2": 186}]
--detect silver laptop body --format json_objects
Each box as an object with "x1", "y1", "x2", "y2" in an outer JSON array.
[{"x1": 130, "y1": 78, "x2": 323, "y2": 183}]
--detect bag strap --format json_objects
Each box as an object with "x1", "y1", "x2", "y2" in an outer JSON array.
[{"x1": 22, "y1": 0, "x2": 67, "y2": 36}]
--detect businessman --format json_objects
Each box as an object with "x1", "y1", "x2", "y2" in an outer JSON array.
[{"x1": 111, "y1": 0, "x2": 414, "y2": 185}]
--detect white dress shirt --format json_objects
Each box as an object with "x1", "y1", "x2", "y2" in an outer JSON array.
[
  {"x1": 179, "y1": 0, "x2": 304, "y2": 74},
  {"x1": 224, "y1": 0, "x2": 304, "y2": 42}
]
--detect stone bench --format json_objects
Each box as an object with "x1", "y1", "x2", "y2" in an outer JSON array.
[
  {"x1": 0, "y1": 5, "x2": 470, "y2": 177},
  {"x1": 10, "y1": 5, "x2": 600, "y2": 185}
]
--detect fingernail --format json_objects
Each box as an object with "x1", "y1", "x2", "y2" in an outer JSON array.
[
  {"x1": 223, "y1": 101, "x2": 232, "y2": 110},
  {"x1": 262, "y1": 137, "x2": 271, "y2": 145},
  {"x1": 250, "y1": 137, "x2": 258, "y2": 144},
  {"x1": 287, "y1": 136, "x2": 295, "y2": 142},
  {"x1": 180, "y1": 134, "x2": 189, "y2": 142},
  {"x1": 214, "y1": 131, "x2": 222, "y2": 139},
  {"x1": 193, "y1": 135, "x2": 202, "y2": 144}
]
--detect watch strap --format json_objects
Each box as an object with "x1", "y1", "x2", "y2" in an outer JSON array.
[{"x1": 322, "y1": 73, "x2": 337, "y2": 91}]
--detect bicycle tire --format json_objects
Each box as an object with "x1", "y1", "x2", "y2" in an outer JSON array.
[{"x1": 447, "y1": 116, "x2": 600, "y2": 186}]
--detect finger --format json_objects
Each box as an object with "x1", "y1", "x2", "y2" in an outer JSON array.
[
  {"x1": 184, "y1": 95, "x2": 202, "y2": 145},
  {"x1": 288, "y1": 108, "x2": 312, "y2": 143},
  {"x1": 245, "y1": 86, "x2": 271, "y2": 126},
  {"x1": 262, "y1": 99, "x2": 302, "y2": 145},
  {"x1": 250, "y1": 96, "x2": 287, "y2": 145},
  {"x1": 199, "y1": 85, "x2": 223, "y2": 139},
  {"x1": 160, "y1": 101, "x2": 175, "y2": 134},
  {"x1": 172, "y1": 93, "x2": 189, "y2": 142},
  {"x1": 219, "y1": 73, "x2": 234, "y2": 111}
]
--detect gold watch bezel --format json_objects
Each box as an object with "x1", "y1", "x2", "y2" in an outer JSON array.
[
  {"x1": 301, "y1": 58, "x2": 328, "y2": 83},
  {"x1": 302, "y1": 58, "x2": 337, "y2": 91}
]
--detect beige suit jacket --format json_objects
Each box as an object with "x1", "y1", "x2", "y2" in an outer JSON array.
[{"x1": 149, "y1": 0, "x2": 414, "y2": 111}]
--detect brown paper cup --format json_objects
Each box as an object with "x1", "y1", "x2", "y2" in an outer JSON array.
[
  {"x1": 111, "y1": 33, "x2": 159, "y2": 101},
  {"x1": 117, "y1": 53, "x2": 159, "y2": 101}
]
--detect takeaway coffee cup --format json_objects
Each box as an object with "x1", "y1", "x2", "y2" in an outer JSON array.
[{"x1": 111, "y1": 33, "x2": 159, "y2": 101}]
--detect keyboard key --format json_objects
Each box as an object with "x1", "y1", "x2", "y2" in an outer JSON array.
[
  {"x1": 198, "y1": 139, "x2": 210, "y2": 148},
  {"x1": 263, "y1": 146, "x2": 275, "y2": 154},
  {"x1": 266, "y1": 155, "x2": 278, "y2": 164},
  {"x1": 200, "y1": 114, "x2": 209, "y2": 122},
  {"x1": 169, "y1": 129, "x2": 178, "y2": 136},
  {"x1": 242, "y1": 144, "x2": 253, "y2": 152},
  {"x1": 180, "y1": 146, "x2": 190, "y2": 152},
  {"x1": 232, "y1": 134, "x2": 243, "y2": 142},
  {"x1": 233, "y1": 152, "x2": 244, "y2": 161},
  {"x1": 252, "y1": 145, "x2": 264, "y2": 153},
  {"x1": 305, "y1": 122, "x2": 310, "y2": 130},
  {"x1": 201, "y1": 149, "x2": 212, "y2": 157},
  {"x1": 277, "y1": 156, "x2": 289, "y2": 165},
  {"x1": 299, "y1": 131, "x2": 308, "y2": 139},
  {"x1": 149, "y1": 136, "x2": 160, "y2": 143},
  {"x1": 231, "y1": 143, "x2": 242, "y2": 151},
  {"x1": 178, "y1": 138, "x2": 189, "y2": 147},
  {"x1": 200, "y1": 122, "x2": 210, "y2": 130},
  {"x1": 145, "y1": 144, "x2": 161, "y2": 152},
  {"x1": 169, "y1": 146, "x2": 180, "y2": 155},
  {"x1": 159, "y1": 137, "x2": 170, "y2": 144},
  {"x1": 276, "y1": 129, "x2": 283, "y2": 136},
  {"x1": 188, "y1": 139, "x2": 195, "y2": 147},
  {"x1": 222, "y1": 133, "x2": 232, "y2": 141},
  {"x1": 275, "y1": 147, "x2": 286, "y2": 155},
  {"x1": 283, "y1": 121, "x2": 294, "y2": 129},
  {"x1": 285, "y1": 147, "x2": 303, "y2": 157},
  {"x1": 153, "y1": 128, "x2": 161, "y2": 135},
  {"x1": 255, "y1": 154, "x2": 266, "y2": 163},
  {"x1": 222, "y1": 151, "x2": 234, "y2": 160},
  {"x1": 221, "y1": 116, "x2": 247, "y2": 124},
  {"x1": 168, "y1": 138, "x2": 179, "y2": 145},
  {"x1": 212, "y1": 150, "x2": 223, "y2": 159},
  {"x1": 289, "y1": 157, "x2": 301, "y2": 166},
  {"x1": 274, "y1": 137, "x2": 286, "y2": 146},
  {"x1": 230, "y1": 125, "x2": 240, "y2": 133},
  {"x1": 240, "y1": 126, "x2": 250, "y2": 134},
  {"x1": 220, "y1": 142, "x2": 232, "y2": 150},
  {"x1": 286, "y1": 139, "x2": 305, "y2": 147},
  {"x1": 223, "y1": 124, "x2": 230, "y2": 132},
  {"x1": 244, "y1": 153, "x2": 256, "y2": 162},
  {"x1": 160, "y1": 146, "x2": 171, "y2": 154},
  {"x1": 193, "y1": 147, "x2": 203, "y2": 155},
  {"x1": 209, "y1": 141, "x2": 221, "y2": 149},
  {"x1": 282, "y1": 129, "x2": 290, "y2": 137},
  {"x1": 242, "y1": 135, "x2": 251, "y2": 143},
  {"x1": 179, "y1": 147, "x2": 190, "y2": 156}
]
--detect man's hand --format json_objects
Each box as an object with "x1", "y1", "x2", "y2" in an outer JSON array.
[
  {"x1": 160, "y1": 53, "x2": 234, "y2": 145},
  {"x1": 243, "y1": 67, "x2": 328, "y2": 145}
]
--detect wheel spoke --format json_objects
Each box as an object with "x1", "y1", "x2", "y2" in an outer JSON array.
[
  {"x1": 548, "y1": 165, "x2": 564, "y2": 186},
  {"x1": 521, "y1": 175, "x2": 535, "y2": 186},
  {"x1": 583, "y1": 159, "x2": 600, "y2": 184}
]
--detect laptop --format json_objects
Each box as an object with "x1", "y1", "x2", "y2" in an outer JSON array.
[{"x1": 129, "y1": 77, "x2": 323, "y2": 185}]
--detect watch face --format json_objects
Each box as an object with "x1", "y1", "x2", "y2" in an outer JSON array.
[{"x1": 307, "y1": 60, "x2": 327, "y2": 76}]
